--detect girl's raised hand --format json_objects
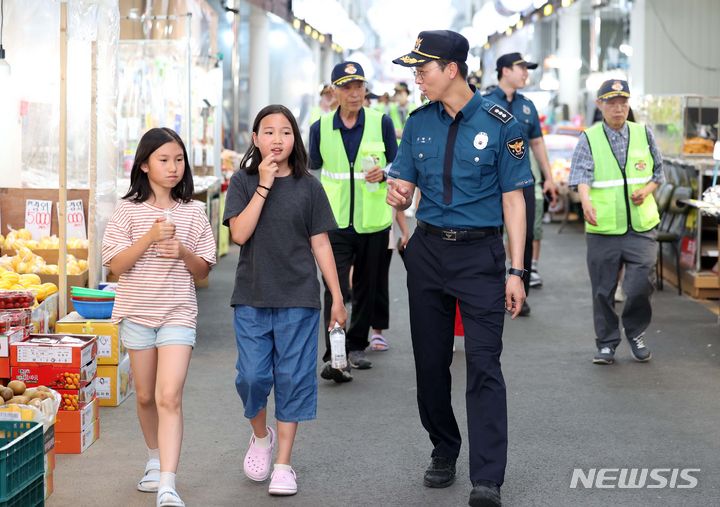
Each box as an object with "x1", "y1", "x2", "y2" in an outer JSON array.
[
  {"x1": 150, "y1": 217, "x2": 176, "y2": 243},
  {"x1": 258, "y1": 153, "x2": 279, "y2": 188}
]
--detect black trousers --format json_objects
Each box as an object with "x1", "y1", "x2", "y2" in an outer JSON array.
[
  {"x1": 404, "y1": 227, "x2": 508, "y2": 485},
  {"x1": 523, "y1": 185, "x2": 536, "y2": 296},
  {"x1": 322, "y1": 227, "x2": 390, "y2": 361},
  {"x1": 368, "y1": 248, "x2": 392, "y2": 330}
]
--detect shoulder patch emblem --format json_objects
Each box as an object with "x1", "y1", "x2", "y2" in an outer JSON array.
[
  {"x1": 489, "y1": 105, "x2": 512, "y2": 123},
  {"x1": 522, "y1": 104, "x2": 531, "y2": 115},
  {"x1": 506, "y1": 137, "x2": 526, "y2": 160}
]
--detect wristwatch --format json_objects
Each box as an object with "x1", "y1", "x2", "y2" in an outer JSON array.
[{"x1": 507, "y1": 268, "x2": 528, "y2": 281}]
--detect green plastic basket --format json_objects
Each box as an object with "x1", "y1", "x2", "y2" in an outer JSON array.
[
  {"x1": 0, "y1": 474, "x2": 43, "y2": 507},
  {"x1": 0, "y1": 475, "x2": 45, "y2": 507},
  {"x1": 0, "y1": 421, "x2": 43, "y2": 504},
  {"x1": 70, "y1": 286, "x2": 115, "y2": 299}
]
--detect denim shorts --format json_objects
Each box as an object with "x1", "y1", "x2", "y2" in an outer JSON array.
[
  {"x1": 233, "y1": 306, "x2": 319, "y2": 423},
  {"x1": 120, "y1": 319, "x2": 196, "y2": 350}
]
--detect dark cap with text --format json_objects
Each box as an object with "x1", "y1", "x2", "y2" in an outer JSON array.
[
  {"x1": 393, "y1": 30, "x2": 469, "y2": 67},
  {"x1": 597, "y1": 79, "x2": 630, "y2": 100},
  {"x1": 331, "y1": 62, "x2": 367, "y2": 87}
]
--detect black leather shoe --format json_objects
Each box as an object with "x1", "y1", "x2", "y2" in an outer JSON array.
[
  {"x1": 423, "y1": 456, "x2": 456, "y2": 488},
  {"x1": 469, "y1": 480, "x2": 501, "y2": 507}
]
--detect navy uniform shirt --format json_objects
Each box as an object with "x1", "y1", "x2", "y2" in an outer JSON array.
[
  {"x1": 389, "y1": 90, "x2": 533, "y2": 228},
  {"x1": 484, "y1": 86, "x2": 542, "y2": 141}
]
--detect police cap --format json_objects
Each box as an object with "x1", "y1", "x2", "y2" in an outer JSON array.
[
  {"x1": 393, "y1": 30, "x2": 469, "y2": 67},
  {"x1": 495, "y1": 52, "x2": 538, "y2": 71},
  {"x1": 332, "y1": 61, "x2": 367, "y2": 87},
  {"x1": 597, "y1": 79, "x2": 630, "y2": 100}
]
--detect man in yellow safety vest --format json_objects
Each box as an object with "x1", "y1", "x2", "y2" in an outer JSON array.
[{"x1": 569, "y1": 79, "x2": 665, "y2": 365}]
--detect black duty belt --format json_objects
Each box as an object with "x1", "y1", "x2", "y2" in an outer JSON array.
[{"x1": 417, "y1": 220, "x2": 501, "y2": 242}]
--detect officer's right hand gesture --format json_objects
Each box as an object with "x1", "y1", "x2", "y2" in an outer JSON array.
[
  {"x1": 258, "y1": 153, "x2": 279, "y2": 188},
  {"x1": 386, "y1": 179, "x2": 414, "y2": 211}
]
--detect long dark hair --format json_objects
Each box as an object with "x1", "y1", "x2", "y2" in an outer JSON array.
[
  {"x1": 239, "y1": 105, "x2": 309, "y2": 178},
  {"x1": 123, "y1": 127, "x2": 194, "y2": 203}
]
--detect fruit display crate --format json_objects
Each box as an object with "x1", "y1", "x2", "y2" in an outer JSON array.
[{"x1": 0, "y1": 421, "x2": 43, "y2": 504}]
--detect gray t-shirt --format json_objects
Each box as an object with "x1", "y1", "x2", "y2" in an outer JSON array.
[{"x1": 223, "y1": 170, "x2": 337, "y2": 309}]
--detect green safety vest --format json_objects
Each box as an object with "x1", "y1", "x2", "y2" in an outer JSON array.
[
  {"x1": 585, "y1": 121, "x2": 660, "y2": 235},
  {"x1": 319, "y1": 108, "x2": 391, "y2": 233},
  {"x1": 388, "y1": 102, "x2": 416, "y2": 132}
]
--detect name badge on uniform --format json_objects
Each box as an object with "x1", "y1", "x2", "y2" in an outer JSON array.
[
  {"x1": 522, "y1": 104, "x2": 531, "y2": 115},
  {"x1": 473, "y1": 132, "x2": 488, "y2": 150}
]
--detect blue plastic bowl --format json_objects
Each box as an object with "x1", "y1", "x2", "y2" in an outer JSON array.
[{"x1": 71, "y1": 298, "x2": 114, "y2": 319}]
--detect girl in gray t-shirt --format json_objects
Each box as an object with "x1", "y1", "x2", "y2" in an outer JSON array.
[{"x1": 223, "y1": 104, "x2": 346, "y2": 496}]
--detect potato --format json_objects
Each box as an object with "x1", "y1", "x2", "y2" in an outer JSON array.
[
  {"x1": 0, "y1": 387, "x2": 13, "y2": 401},
  {"x1": 8, "y1": 396, "x2": 29, "y2": 405},
  {"x1": 36, "y1": 386, "x2": 51, "y2": 393},
  {"x1": 23, "y1": 389, "x2": 37, "y2": 400},
  {"x1": 28, "y1": 399, "x2": 42, "y2": 408},
  {"x1": 0, "y1": 398, "x2": 4, "y2": 406},
  {"x1": 7, "y1": 380, "x2": 26, "y2": 396}
]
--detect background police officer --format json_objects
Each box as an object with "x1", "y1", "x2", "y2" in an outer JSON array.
[
  {"x1": 309, "y1": 61, "x2": 397, "y2": 381},
  {"x1": 569, "y1": 79, "x2": 664, "y2": 365},
  {"x1": 387, "y1": 30, "x2": 532, "y2": 507},
  {"x1": 487, "y1": 53, "x2": 559, "y2": 314}
]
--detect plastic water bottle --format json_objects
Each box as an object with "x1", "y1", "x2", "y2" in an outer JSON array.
[
  {"x1": 361, "y1": 155, "x2": 379, "y2": 193},
  {"x1": 329, "y1": 323, "x2": 347, "y2": 369}
]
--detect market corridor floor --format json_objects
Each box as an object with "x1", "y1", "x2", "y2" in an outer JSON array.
[{"x1": 49, "y1": 223, "x2": 720, "y2": 507}]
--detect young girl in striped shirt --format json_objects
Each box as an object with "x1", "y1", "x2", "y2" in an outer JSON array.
[{"x1": 102, "y1": 127, "x2": 216, "y2": 507}]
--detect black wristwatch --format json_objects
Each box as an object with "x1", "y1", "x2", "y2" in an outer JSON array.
[{"x1": 507, "y1": 268, "x2": 528, "y2": 281}]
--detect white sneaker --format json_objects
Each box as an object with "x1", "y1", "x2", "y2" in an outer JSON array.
[{"x1": 529, "y1": 269, "x2": 543, "y2": 288}]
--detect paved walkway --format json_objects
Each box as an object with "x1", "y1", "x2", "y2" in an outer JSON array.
[{"x1": 49, "y1": 222, "x2": 720, "y2": 506}]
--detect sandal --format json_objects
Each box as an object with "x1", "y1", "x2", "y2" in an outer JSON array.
[
  {"x1": 156, "y1": 486, "x2": 185, "y2": 507},
  {"x1": 369, "y1": 334, "x2": 389, "y2": 351},
  {"x1": 137, "y1": 458, "x2": 160, "y2": 492},
  {"x1": 244, "y1": 426, "x2": 275, "y2": 481}
]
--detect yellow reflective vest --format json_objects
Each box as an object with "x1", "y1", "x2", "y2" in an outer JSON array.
[
  {"x1": 585, "y1": 121, "x2": 660, "y2": 235},
  {"x1": 319, "y1": 108, "x2": 391, "y2": 233}
]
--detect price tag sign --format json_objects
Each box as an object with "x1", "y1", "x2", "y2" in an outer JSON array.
[
  {"x1": 63, "y1": 199, "x2": 87, "y2": 240},
  {"x1": 24, "y1": 200, "x2": 53, "y2": 240}
]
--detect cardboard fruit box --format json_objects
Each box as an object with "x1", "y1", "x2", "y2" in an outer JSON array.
[
  {"x1": 54, "y1": 418, "x2": 99, "y2": 454},
  {"x1": 55, "y1": 398, "x2": 98, "y2": 433},
  {"x1": 10, "y1": 334, "x2": 97, "y2": 369},
  {"x1": 96, "y1": 354, "x2": 133, "y2": 407},
  {"x1": 11, "y1": 359, "x2": 97, "y2": 389},
  {"x1": 56, "y1": 313, "x2": 125, "y2": 365},
  {"x1": 57, "y1": 379, "x2": 96, "y2": 411}
]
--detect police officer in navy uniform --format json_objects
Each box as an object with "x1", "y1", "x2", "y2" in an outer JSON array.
[
  {"x1": 485, "y1": 53, "x2": 559, "y2": 315},
  {"x1": 387, "y1": 31, "x2": 532, "y2": 507}
]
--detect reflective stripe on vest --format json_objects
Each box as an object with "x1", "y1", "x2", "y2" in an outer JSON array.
[
  {"x1": 584, "y1": 121, "x2": 660, "y2": 235},
  {"x1": 319, "y1": 108, "x2": 391, "y2": 233}
]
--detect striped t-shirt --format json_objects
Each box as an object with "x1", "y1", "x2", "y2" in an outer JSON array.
[{"x1": 102, "y1": 199, "x2": 217, "y2": 329}]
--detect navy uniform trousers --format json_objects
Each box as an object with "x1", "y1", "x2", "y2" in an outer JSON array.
[{"x1": 404, "y1": 226, "x2": 508, "y2": 486}]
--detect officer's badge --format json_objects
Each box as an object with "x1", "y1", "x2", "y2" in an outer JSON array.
[
  {"x1": 489, "y1": 105, "x2": 512, "y2": 123},
  {"x1": 344, "y1": 63, "x2": 357, "y2": 75},
  {"x1": 506, "y1": 137, "x2": 526, "y2": 159},
  {"x1": 414, "y1": 37, "x2": 423, "y2": 51},
  {"x1": 473, "y1": 132, "x2": 488, "y2": 150},
  {"x1": 634, "y1": 160, "x2": 647, "y2": 171},
  {"x1": 612, "y1": 80, "x2": 623, "y2": 91},
  {"x1": 400, "y1": 55, "x2": 423, "y2": 65},
  {"x1": 522, "y1": 104, "x2": 531, "y2": 115}
]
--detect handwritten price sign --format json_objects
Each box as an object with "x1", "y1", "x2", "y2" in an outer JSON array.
[
  {"x1": 25, "y1": 200, "x2": 53, "y2": 240},
  {"x1": 64, "y1": 200, "x2": 87, "y2": 240}
]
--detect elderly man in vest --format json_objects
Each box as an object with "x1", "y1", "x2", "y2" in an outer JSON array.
[
  {"x1": 309, "y1": 61, "x2": 397, "y2": 381},
  {"x1": 569, "y1": 79, "x2": 665, "y2": 365}
]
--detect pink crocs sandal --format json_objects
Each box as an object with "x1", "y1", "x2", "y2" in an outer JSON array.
[
  {"x1": 243, "y1": 427, "x2": 276, "y2": 481},
  {"x1": 268, "y1": 467, "x2": 298, "y2": 496}
]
